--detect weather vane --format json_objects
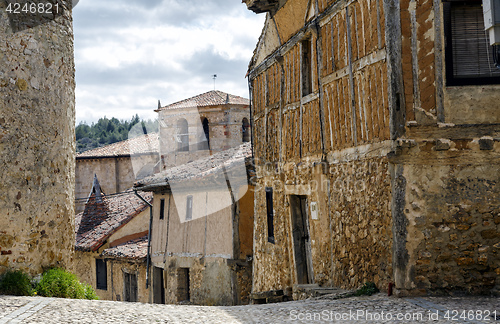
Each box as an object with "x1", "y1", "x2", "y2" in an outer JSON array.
[{"x1": 212, "y1": 74, "x2": 217, "y2": 90}]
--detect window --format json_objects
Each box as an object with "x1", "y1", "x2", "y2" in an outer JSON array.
[
  {"x1": 242, "y1": 118, "x2": 250, "y2": 142},
  {"x1": 198, "y1": 118, "x2": 210, "y2": 150},
  {"x1": 176, "y1": 118, "x2": 189, "y2": 151},
  {"x1": 186, "y1": 195, "x2": 193, "y2": 221},
  {"x1": 302, "y1": 39, "x2": 313, "y2": 96},
  {"x1": 266, "y1": 187, "x2": 275, "y2": 243},
  {"x1": 96, "y1": 259, "x2": 107, "y2": 290},
  {"x1": 159, "y1": 198, "x2": 165, "y2": 220},
  {"x1": 444, "y1": 1, "x2": 500, "y2": 85}
]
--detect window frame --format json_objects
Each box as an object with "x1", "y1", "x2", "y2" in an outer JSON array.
[
  {"x1": 443, "y1": 0, "x2": 500, "y2": 86},
  {"x1": 265, "y1": 187, "x2": 275, "y2": 244},
  {"x1": 96, "y1": 259, "x2": 107, "y2": 290},
  {"x1": 159, "y1": 198, "x2": 165, "y2": 220},
  {"x1": 301, "y1": 38, "x2": 313, "y2": 96},
  {"x1": 186, "y1": 195, "x2": 193, "y2": 221}
]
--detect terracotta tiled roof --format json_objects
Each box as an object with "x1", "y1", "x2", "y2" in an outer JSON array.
[
  {"x1": 75, "y1": 191, "x2": 152, "y2": 252},
  {"x1": 77, "y1": 133, "x2": 159, "y2": 158},
  {"x1": 101, "y1": 236, "x2": 148, "y2": 260},
  {"x1": 134, "y1": 142, "x2": 253, "y2": 191},
  {"x1": 158, "y1": 90, "x2": 249, "y2": 111}
]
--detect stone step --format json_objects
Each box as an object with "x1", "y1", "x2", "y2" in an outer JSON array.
[{"x1": 293, "y1": 284, "x2": 349, "y2": 300}]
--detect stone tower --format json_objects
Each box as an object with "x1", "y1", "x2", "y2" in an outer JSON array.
[
  {"x1": 0, "y1": 1, "x2": 75, "y2": 274},
  {"x1": 157, "y1": 90, "x2": 250, "y2": 169}
]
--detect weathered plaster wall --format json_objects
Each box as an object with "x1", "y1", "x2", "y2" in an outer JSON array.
[
  {"x1": 0, "y1": 1, "x2": 75, "y2": 274},
  {"x1": 74, "y1": 251, "x2": 94, "y2": 288},
  {"x1": 443, "y1": 86, "x2": 500, "y2": 125},
  {"x1": 163, "y1": 257, "x2": 233, "y2": 305},
  {"x1": 105, "y1": 259, "x2": 149, "y2": 303},
  {"x1": 74, "y1": 251, "x2": 149, "y2": 303},
  {"x1": 150, "y1": 185, "x2": 254, "y2": 305},
  {"x1": 108, "y1": 209, "x2": 149, "y2": 247},
  {"x1": 75, "y1": 154, "x2": 157, "y2": 213}
]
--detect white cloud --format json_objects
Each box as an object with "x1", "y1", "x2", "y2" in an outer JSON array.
[{"x1": 73, "y1": 0, "x2": 265, "y2": 124}]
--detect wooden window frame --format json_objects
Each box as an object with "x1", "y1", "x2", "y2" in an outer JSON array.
[
  {"x1": 96, "y1": 259, "x2": 107, "y2": 291},
  {"x1": 444, "y1": 0, "x2": 500, "y2": 86},
  {"x1": 301, "y1": 38, "x2": 313, "y2": 96},
  {"x1": 266, "y1": 187, "x2": 275, "y2": 244}
]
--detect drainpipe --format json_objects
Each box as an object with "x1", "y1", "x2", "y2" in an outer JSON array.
[
  {"x1": 135, "y1": 191, "x2": 153, "y2": 289},
  {"x1": 247, "y1": 77, "x2": 255, "y2": 161}
]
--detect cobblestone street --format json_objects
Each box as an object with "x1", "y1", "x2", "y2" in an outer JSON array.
[{"x1": 0, "y1": 294, "x2": 498, "y2": 323}]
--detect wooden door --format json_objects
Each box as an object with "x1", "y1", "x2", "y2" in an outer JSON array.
[
  {"x1": 290, "y1": 195, "x2": 312, "y2": 285},
  {"x1": 153, "y1": 267, "x2": 165, "y2": 304},
  {"x1": 124, "y1": 273, "x2": 138, "y2": 302}
]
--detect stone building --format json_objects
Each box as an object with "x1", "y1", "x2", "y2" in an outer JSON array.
[
  {"x1": 0, "y1": 1, "x2": 75, "y2": 274},
  {"x1": 134, "y1": 143, "x2": 255, "y2": 306},
  {"x1": 244, "y1": 0, "x2": 500, "y2": 298},
  {"x1": 74, "y1": 176, "x2": 152, "y2": 303},
  {"x1": 156, "y1": 90, "x2": 251, "y2": 169},
  {"x1": 75, "y1": 133, "x2": 159, "y2": 213}
]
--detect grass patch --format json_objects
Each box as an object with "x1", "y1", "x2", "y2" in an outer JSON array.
[
  {"x1": 354, "y1": 282, "x2": 379, "y2": 296},
  {"x1": 0, "y1": 270, "x2": 33, "y2": 296}
]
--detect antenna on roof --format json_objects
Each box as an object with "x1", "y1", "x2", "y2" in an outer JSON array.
[{"x1": 212, "y1": 74, "x2": 217, "y2": 90}]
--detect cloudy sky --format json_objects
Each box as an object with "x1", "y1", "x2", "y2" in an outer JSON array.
[{"x1": 73, "y1": 0, "x2": 265, "y2": 124}]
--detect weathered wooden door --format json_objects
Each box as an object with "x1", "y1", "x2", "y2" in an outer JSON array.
[
  {"x1": 153, "y1": 267, "x2": 165, "y2": 304},
  {"x1": 124, "y1": 273, "x2": 138, "y2": 302},
  {"x1": 290, "y1": 195, "x2": 313, "y2": 285}
]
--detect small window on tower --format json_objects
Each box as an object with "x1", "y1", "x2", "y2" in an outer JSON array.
[
  {"x1": 242, "y1": 118, "x2": 250, "y2": 143},
  {"x1": 186, "y1": 195, "x2": 193, "y2": 221},
  {"x1": 159, "y1": 198, "x2": 165, "y2": 220}
]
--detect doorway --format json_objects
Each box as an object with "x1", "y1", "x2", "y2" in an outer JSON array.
[
  {"x1": 124, "y1": 272, "x2": 138, "y2": 302},
  {"x1": 289, "y1": 195, "x2": 313, "y2": 285},
  {"x1": 153, "y1": 267, "x2": 165, "y2": 304}
]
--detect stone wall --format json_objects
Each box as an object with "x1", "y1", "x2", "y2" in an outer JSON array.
[
  {"x1": 252, "y1": 151, "x2": 393, "y2": 293},
  {"x1": 391, "y1": 136, "x2": 500, "y2": 296},
  {"x1": 328, "y1": 156, "x2": 393, "y2": 290},
  {"x1": 159, "y1": 105, "x2": 250, "y2": 168},
  {"x1": 0, "y1": 1, "x2": 75, "y2": 274}
]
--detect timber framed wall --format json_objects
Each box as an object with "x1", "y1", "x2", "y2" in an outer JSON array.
[
  {"x1": 247, "y1": 0, "x2": 500, "y2": 297},
  {"x1": 248, "y1": 0, "x2": 394, "y2": 294}
]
